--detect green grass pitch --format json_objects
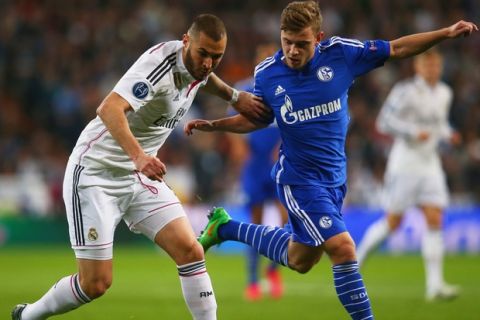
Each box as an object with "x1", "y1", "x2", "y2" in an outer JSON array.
[{"x1": 1, "y1": 245, "x2": 479, "y2": 319}]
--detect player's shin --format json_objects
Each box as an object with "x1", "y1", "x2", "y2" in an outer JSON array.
[
  {"x1": 332, "y1": 262, "x2": 373, "y2": 320},
  {"x1": 356, "y1": 218, "x2": 389, "y2": 266},
  {"x1": 220, "y1": 220, "x2": 290, "y2": 266},
  {"x1": 178, "y1": 260, "x2": 217, "y2": 320},
  {"x1": 20, "y1": 274, "x2": 91, "y2": 319},
  {"x1": 422, "y1": 229, "x2": 444, "y2": 293}
]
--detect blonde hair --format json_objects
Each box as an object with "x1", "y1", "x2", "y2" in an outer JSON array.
[{"x1": 280, "y1": 1, "x2": 322, "y2": 33}]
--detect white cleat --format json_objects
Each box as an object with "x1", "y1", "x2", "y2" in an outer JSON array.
[
  {"x1": 11, "y1": 304, "x2": 27, "y2": 320},
  {"x1": 426, "y1": 284, "x2": 460, "y2": 302}
]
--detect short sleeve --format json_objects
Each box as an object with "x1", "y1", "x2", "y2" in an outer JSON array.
[
  {"x1": 340, "y1": 38, "x2": 390, "y2": 77},
  {"x1": 113, "y1": 49, "x2": 173, "y2": 111}
]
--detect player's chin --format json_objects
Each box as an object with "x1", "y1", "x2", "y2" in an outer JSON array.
[{"x1": 193, "y1": 70, "x2": 210, "y2": 81}]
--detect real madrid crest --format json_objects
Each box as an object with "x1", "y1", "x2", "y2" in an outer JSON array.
[{"x1": 88, "y1": 228, "x2": 98, "y2": 241}]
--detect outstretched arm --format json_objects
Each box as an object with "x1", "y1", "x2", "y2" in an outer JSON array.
[
  {"x1": 184, "y1": 114, "x2": 268, "y2": 136},
  {"x1": 390, "y1": 20, "x2": 478, "y2": 59},
  {"x1": 201, "y1": 73, "x2": 272, "y2": 121}
]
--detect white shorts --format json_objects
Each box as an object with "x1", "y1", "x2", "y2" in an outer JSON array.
[
  {"x1": 383, "y1": 170, "x2": 449, "y2": 214},
  {"x1": 63, "y1": 161, "x2": 186, "y2": 260}
]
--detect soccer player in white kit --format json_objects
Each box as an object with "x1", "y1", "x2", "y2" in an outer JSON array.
[
  {"x1": 11, "y1": 14, "x2": 269, "y2": 320},
  {"x1": 356, "y1": 49, "x2": 462, "y2": 301}
]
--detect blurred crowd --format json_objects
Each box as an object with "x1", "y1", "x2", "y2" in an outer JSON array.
[{"x1": 0, "y1": 0, "x2": 479, "y2": 216}]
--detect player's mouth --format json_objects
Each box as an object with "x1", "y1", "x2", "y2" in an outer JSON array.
[
  {"x1": 288, "y1": 57, "x2": 301, "y2": 66},
  {"x1": 199, "y1": 69, "x2": 210, "y2": 78}
]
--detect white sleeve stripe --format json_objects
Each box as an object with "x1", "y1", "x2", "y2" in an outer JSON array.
[
  {"x1": 254, "y1": 58, "x2": 276, "y2": 76},
  {"x1": 255, "y1": 56, "x2": 275, "y2": 71},
  {"x1": 322, "y1": 37, "x2": 365, "y2": 49},
  {"x1": 151, "y1": 63, "x2": 174, "y2": 86},
  {"x1": 331, "y1": 36, "x2": 364, "y2": 46}
]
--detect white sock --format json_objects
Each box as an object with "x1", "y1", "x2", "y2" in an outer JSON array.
[
  {"x1": 356, "y1": 218, "x2": 390, "y2": 266},
  {"x1": 21, "y1": 274, "x2": 91, "y2": 320},
  {"x1": 178, "y1": 260, "x2": 217, "y2": 320},
  {"x1": 422, "y1": 229, "x2": 444, "y2": 294}
]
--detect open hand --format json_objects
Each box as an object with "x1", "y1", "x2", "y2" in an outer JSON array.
[
  {"x1": 446, "y1": 20, "x2": 478, "y2": 38},
  {"x1": 184, "y1": 119, "x2": 215, "y2": 136}
]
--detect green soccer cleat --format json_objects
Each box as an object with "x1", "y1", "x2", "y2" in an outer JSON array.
[{"x1": 198, "y1": 207, "x2": 231, "y2": 252}]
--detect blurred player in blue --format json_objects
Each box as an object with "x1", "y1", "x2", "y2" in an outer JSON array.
[
  {"x1": 233, "y1": 43, "x2": 288, "y2": 301},
  {"x1": 185, "y1": 1, "x2": 478, "y2": 319}
]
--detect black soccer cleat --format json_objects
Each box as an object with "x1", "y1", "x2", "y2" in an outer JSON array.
[{"x1": 11, "y1": 304, "x2": 27, "y2": 320}]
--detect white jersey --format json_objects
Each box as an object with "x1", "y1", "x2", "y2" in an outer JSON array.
[
  {"x1": 377, "y1": 76, "x2": 453, "y2": 175},
  {"x1": 70, "y1": 41, "x2": 207, "y2": 171}
]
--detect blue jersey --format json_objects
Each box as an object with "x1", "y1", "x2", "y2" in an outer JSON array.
[{"x1": 253, "y1": 37, "x2": 390, "y2": 187}]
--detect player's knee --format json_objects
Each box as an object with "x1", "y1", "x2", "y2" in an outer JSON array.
[
  {"x1": 288, "y1": 257, "x2": 316, "y2": 274},
  {"x1": 81, "y1": 277, "x2": 112, "y2": 299},
  {"x1": 178, "y1": 240, "x2": 205, "y2": 265},
  {"x1": 328, "y1": 239, "x2": 356, "y2": 264},
  {"x1": 291, "y1": 262, "x2": 314, "y2": 274},
  {"x1": 387, "y1": 215, "x2": 402, "y2": 231}
]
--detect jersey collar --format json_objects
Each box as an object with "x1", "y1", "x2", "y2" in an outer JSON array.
[{"x1": 173, "y1": 45, "x2": 196, "y2": 89}]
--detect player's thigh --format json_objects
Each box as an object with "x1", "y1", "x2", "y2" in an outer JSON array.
[
  {"x1": 277, "y1": 183, "x2": 348, "y2": 247},
  {"x1": 125, "y1": 175, "x2": 185, "y2": 239},
  {"x1": 125, "y1": 178, "x2": 200, "y2": 264},
  {"x1": 153, "y1": 216, "x2": 203, "y2": 264},
  {"x1": 417, "y1": 172, "x2": 449, "y2": 210},
  {"x1": 383, "y1": 171, "x2": 420, "y2": 213},
  {"x1": 63, "y1": 162, "x2": 128, "y2": 254}
]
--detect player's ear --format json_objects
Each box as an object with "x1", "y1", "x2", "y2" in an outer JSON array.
[
  {"x1": 316, "y1": 31, "x2": 324, "y2": 44},
  {"x1": 182, "y1": 33, "x2": 190, "y2": 47}
]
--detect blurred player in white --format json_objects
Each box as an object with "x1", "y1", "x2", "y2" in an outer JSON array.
[
  {"x1": 11, "y1": 14, "x2": 268, "y2": 320},
  {"x1": 356, "y1": 49, "x2": 461, "y2": 301}
]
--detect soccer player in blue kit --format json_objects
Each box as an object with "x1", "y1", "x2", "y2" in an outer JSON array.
[
  {"x1": 185, "y1": 1, "x2": 478, "y2": 319},
  {"x1": 234, "y1": 43, "x2": 288, "y2": 300}
]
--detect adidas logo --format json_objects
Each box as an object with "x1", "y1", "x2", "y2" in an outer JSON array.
[{"x1": 275, "y1": 85, "x2": 285, "y2": 95}]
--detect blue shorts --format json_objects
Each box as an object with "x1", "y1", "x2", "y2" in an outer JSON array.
[
  {"x1": 277, "y1": 183, "x2": 348, "y2": 247},
  {"x1": 242, "y1": 168, "x2": 277, "y2": 208}
]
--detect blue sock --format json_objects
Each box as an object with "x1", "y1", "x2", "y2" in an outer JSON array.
[
  {"x1": 219, "y1": 220, "x2": 290, "y2": 266},
  {"x1": 247, "y1": 247, "x2": 259, "y2": 284},
  {"x1": 332, "y1": 261, "x2": 373, "y2": 320}
]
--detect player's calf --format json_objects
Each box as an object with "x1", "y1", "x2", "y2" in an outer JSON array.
[
  {"x1": 333, "y1": 262, "x2": 373, "y2": 320},
  {"x1": 13, "y1": 274, "x2": 92, "y2": 320},
  {"x1": 178, "y1": 260, "x2": 217, "y2": 320}
]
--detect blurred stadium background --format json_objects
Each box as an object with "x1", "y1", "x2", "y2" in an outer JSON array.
[{"x1": 1, "y1": 0, "x2": 479, "y2": 319}]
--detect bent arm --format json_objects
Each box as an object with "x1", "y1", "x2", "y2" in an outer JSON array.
[
  {"x1": 390, "y1": 20, "x2": 478, "y2": 59},
  {"x1": 96, "y1": 92, "x2": 144, "y2": 161},
  {"x1": 201, "y1": 72, "x2": 236, "y2": 101},
  {"x1": 96, "y1": 92, "x2": 167, "y2": 180},
  {"x1": 202, "y1": 73, "x2": 272, "y2": 121}
]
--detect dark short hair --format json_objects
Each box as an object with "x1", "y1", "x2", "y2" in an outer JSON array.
[
  {"x1": 281, "y1": 1, "x2": 322, "y2": 34},
  {"x1": 188, "y1": 14, "x2": 227, "y2": 41}
]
